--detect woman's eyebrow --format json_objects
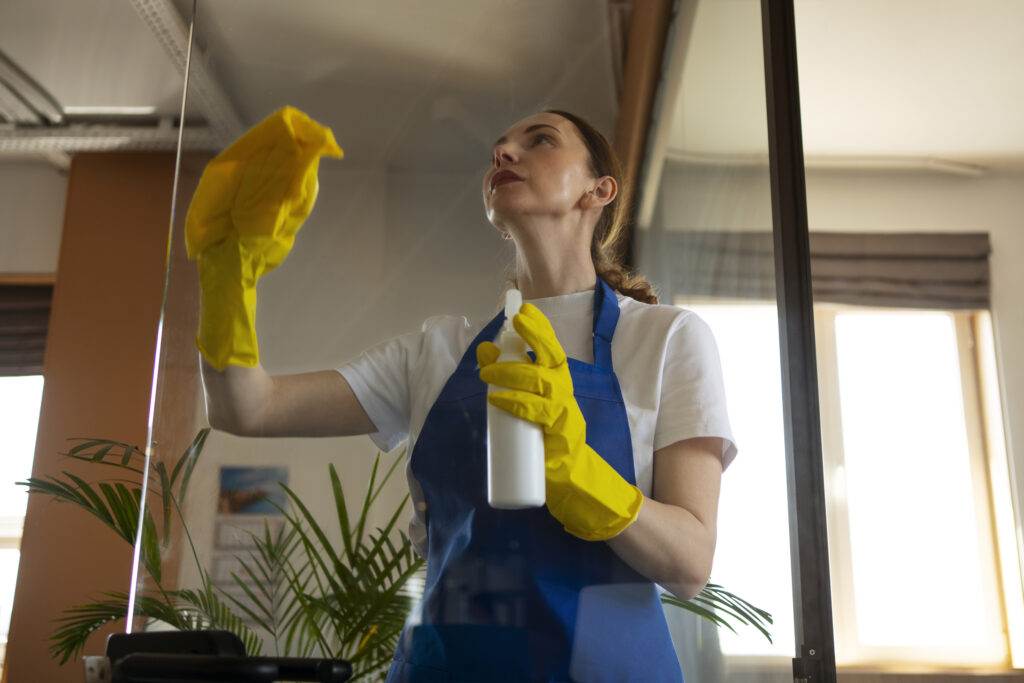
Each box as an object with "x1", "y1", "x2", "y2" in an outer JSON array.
[{"x1": 493, "y1": 124, "x2": 561, "y2": 148}]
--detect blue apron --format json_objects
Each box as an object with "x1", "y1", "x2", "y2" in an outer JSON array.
[{"x1": 386, "y1": 278, "x2": 683, "y2": 682}]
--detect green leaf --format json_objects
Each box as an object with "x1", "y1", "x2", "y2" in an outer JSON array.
[
  {"x1": 67, "y1": 438, "x2": 113, "y2": 457},
  {"x1": 277, "y1": 484, "x2": 359, "y2": 597},
  {"x1": 171, "y1": 428, "x2": 209, "y2": 503},
  {"x1": 92, "y1": 443, "x2": 115, "y2": 462},
  {"x1": 91, "y1": 482, "x2": 136, "y2": 544},
  {"x1": 153, "y1": 460, "x2": 173, "y2": 543},
  {"x1": 352, "y1": 455, "x2": 381, "y2": 550},
  {"x1": 661, "y1": 594, "x2": 735, "y2": 633},
  {"x1": 140, "y1": 508, "x2": 162, "y2": 583},
  {"x1": 327, "y1": 464, "x2": 356, "y2": 562},
  {"x1": 59, "y1": 472, "x2": 115, "y2": 526},
  {"x1": 49, "y1": 590, "x2": 187, "y2": 665}
]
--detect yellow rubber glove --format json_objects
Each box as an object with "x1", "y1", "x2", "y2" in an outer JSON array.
[
  {"x1": 185, "y1": 106, "x2": 343, "y2": 370},
  {"x1": 477, "y1": 303, "x2": 644, "y2": 541}
]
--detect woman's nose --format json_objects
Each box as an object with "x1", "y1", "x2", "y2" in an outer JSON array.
[{"x1": 492, "y1": 144, "x2": 515, "y2": 167}]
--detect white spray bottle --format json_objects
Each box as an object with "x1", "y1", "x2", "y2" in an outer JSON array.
[{"x1": 486, "y1": 289, "x2": 546, "y2": 509}]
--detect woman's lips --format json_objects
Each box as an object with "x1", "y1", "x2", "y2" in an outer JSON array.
[{"x1": 492, "y1": 177, "x2": 522, "y2": 191}]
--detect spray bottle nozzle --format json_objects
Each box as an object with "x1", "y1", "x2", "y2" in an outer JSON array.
[
  {"x1": 498, "y1": 289, "x2": 527, "y2": 354},
  {"x1": 504, "y1": 288, "x2": 523, "y2": 322}
]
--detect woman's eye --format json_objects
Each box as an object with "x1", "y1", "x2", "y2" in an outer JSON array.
[{"x1": 490, "y1": 134, "x2": 551, "y2": 161}]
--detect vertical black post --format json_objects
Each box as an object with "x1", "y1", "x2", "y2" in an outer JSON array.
[{"x1": 760, "y1": 1, "x2": 837, "y2": 681}]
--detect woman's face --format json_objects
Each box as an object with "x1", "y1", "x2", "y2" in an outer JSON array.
[{"x1": 482, "y1": 112, "x2": 597, "y2": 232}]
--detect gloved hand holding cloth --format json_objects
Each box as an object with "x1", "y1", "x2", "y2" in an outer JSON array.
[
  {"x1": 477, "y1": 302, "x2": 644, "y2": 541},
  {"x1": 185, "y1": 106, "x2": 343, "y2": 370}
]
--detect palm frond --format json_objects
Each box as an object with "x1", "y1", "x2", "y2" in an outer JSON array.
[
  {"x1": 174, "y1": 585, "x2": 263, "y2": 657},
  {"x1": 39, "y1": 435, "x2": 772, "y2": 681},
  {"x1": 48, "y1": 590, "x2": 189, "y2": 665},
  {"x1": 217, "y1": 522, "x2": 312, "y2": 655},
  {"x1": 269, "y1": 453, "x2": 425, "y2": 677},
  {"x1": 661, "y1": 582, "x2": 774, "y2": 643}
]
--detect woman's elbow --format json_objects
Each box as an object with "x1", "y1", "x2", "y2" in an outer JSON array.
[
  {"x1": 667, "y1": 538, "x2": 715, "y2": 599},
  {"x1": 664, "y1": 580, "x2": 705, "y2": 601},
  {"x1": 666, "y1": 564, "x2": 713, "y2": 601},
  {"x1": 207, "y1": 405, "x2": 249, "y2": 436}
]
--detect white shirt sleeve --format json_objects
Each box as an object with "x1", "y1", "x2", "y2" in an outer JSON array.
[
  {"x1": 336, "y1": 329, "x2": 422, "y2": 454},
  {"x1": 653, "y1": 311, "x2": 739, "y2": 469}
]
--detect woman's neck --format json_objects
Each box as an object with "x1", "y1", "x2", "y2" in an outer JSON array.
[{"x1": 514, "y1": 239, "x2": 596, "y2": 300}]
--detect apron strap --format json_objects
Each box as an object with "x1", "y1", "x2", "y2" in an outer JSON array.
[
  {"x1": 592, "y1": 278, "x2": 619, "y2": 370},
  {"x1": 460, "y1": 311, "x2": 505, "y2": 371}
]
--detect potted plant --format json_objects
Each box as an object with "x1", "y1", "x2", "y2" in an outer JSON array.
[{"x1": 18, "y1": 429, "x2": 771, "y2": 680}]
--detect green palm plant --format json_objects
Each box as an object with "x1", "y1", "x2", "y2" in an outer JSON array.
[
  {"x1": 18, "y1": 428, "x2": 771, "y2": 681},
  {"x1": 17, "y1": 429, "x2": 423, "y2": 679}
]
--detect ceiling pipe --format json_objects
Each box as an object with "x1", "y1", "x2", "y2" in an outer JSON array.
[
  {"x1": 0, "y1": 124, "x2": 219, "y2": 154},
  {"x1": 129, "y1": 0, "x2": 243, "y2": 145}
]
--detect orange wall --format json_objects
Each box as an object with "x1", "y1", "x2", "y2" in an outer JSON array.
[{"x1": 3, "y1": 153, "x2": 198, "y2": 682}]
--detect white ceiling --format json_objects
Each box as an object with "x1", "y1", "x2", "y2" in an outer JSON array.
[
  {"x1": 669, "y1": 0, "x2": 1024, "y2": 169},
  {"x1": 0, "y1": 0, "x2": 183, "y2": 117},
  {"x1": 2, "y1": 0, "x2": 1023, "y2": 170},
  {"x1": 176, "y1": 0, "x2": 622, "y2": 171}
]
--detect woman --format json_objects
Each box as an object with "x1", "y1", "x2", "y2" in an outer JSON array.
[{"x1": 192, "y1": 107, "x2": 737, "y2": 682}]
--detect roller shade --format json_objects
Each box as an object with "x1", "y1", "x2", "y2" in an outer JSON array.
[
  {"x1": 0, "y1": 284, "x2": 52, "y2": 376},
  {"x1": 640, "y1": 231, "x2": 991, "y2": 310}
]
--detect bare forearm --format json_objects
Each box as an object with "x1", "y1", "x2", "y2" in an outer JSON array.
[
  {"x1": 199, "y1": 355, "x2": 273, "y2": 434},
  {"x1": 605, "y1": 494, "x2": 716, "y2": 600},
  {"x1": 199, "y1": 354, "x2": 377, "y2": 438}
]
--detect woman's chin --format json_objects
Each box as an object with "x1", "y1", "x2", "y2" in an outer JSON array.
[{"x1": 486, "y1": 201, "x2": 521, "y2": 223}]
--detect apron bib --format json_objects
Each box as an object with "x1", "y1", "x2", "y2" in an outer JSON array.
[{"x1": 386, "y1": 278, "x2": 683, "y2": 682}]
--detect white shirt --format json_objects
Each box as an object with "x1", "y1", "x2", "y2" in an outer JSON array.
[{"x1": 337, "y1": 289, "x2": 738, "y2": 557}]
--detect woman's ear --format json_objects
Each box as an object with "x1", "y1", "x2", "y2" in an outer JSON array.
[{"x1": 587, "y1": 175, "x2": 617, "y2": 208}]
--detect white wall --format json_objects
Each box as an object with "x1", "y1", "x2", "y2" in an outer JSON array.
[
  {"x1": 0, "y1": 161, "x2": 67, "y2": 274},
  {"x1": 654, "y1": 161, "x2": 1024, "y2": 525}
]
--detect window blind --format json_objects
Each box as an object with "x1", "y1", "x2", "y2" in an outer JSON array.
[
  {"x1": 639, "y1": 231, "x2": 990, "y2": 310},
  {"x1": 0, "y1": 284, "x2": 52, "y2": 376}
]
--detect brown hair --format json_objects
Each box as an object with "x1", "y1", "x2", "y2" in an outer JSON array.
[{"x1": 510, "y1": 109, "x2": 658, "y2": 304}]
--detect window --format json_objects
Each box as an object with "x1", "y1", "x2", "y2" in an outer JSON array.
[
  {"x1": 689, "y1": 300, "x2": 1020, "y2": 671},
  {"x1": 816, "y1": 305, "x2": 1016, "y2": 669},
  {"x1": 0, "y1": 375, "x2": 45, "y2": 664}
]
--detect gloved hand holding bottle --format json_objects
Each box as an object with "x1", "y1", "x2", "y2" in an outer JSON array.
[
  {"x1": 477, "y1": 302, "x2": 645, "y2": 541},
  {"x1": 185, "y1": 106, "x2": 343, "y2": 370}
]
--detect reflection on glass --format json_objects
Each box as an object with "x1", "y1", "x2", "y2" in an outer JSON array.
[
  {"x1": 126, "y1": 0, "x2": 803, "y2": 680},
  {"x1": 633, "y1": 1, "x2": 798, "y2": 680},
  {"x1": 796, "y1": 1, "x2": 1024, "y2": 672}
]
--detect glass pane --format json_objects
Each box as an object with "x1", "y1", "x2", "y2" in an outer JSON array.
[
  {"x1": 633, "y1": 1, "x2": 800, "y2": 680},
  {"x1": 795, "y1": 0, "x2": 1023, "y2": 671},
  {"x1": 130, "y1": 1, "x2": 801, "y2": 680}
]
